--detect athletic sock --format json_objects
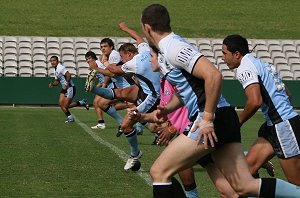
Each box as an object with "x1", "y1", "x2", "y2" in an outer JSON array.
[
  {"x1": 104, "y1": 105, "x2": 122, "y2": 125},
  {"x1": 183, "y1": 182, "x2": 198, "y2": 198},
  {"x1": 153, "y1": 178, "x2": 186, "y2": 198},
  {"x1": 91, "y1": 86, "x2": 114, "y2": 100},
  {"x1": 125, "y1": 129, "x2": 139, "y2": 157},
  {"x1": 153, "y1": 182, "x2": 173, "y2": 198},
  {"x1": 259, "y1": 178, "x2": 300, "y2": 198},
  {"x1": 65, "y1": 111, "x2": 71, "y2": 117},
  {"x1": 98, "y1": 120, "x2": 104, "y2": 124}
]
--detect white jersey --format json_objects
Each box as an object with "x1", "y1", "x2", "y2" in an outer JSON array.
[
  {"x1": 121, "y1": 42, "x2": 160, "y2": 98},
  {"x1": 109, "y1": 50, "x2": 132, "y2": 89},
  {"x1": 158, "y1": 32, "x2": 203, "y2": 74},
  {"x1": 236, "y1": 54, "x2": 297, "y2": 125},
  {"x1": 95, "y1": 60, "x2": 106, "y2": 84},
  {"x1": 108, "y1": 50, "x2": 121, "y2": 64},
  {"x1": 54, "y1": 63, "x2": 74, "y2": 87}
]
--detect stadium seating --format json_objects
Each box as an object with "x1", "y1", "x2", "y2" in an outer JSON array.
[{"x1": 0, "y1": 36, "x2": 299, "y2": 80}]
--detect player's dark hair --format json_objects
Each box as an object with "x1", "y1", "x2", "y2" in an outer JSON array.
[
  {"x1": 223, "y1": 34, "x2": 249, "y2": 56},
  {"x1": 150, "y1": 45, "x2": 159, "y2": 54},
  {"x1": 101, "y1": 38, "x2": 115, "y2": 50},
  {"x1": 85, "y1": 51, "x2": 97, "y2": 60},
  {"x1": 118, "y1": 43, "x2": 138, "y2": 53},
  {"x1": 141, "y1": 4, "x2": 172, "y2": 33},
  {"x1": 50, "y1": 55, "x2": 59, "y2": 61}
]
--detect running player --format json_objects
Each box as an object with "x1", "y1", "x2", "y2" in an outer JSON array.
[
  {"x1": 85, "y1": 50, "x2": 129, "y2": 129},
  {"x1": 49, "y1": 55, "x2": 89, "y2": 123},
  {"x1": 140, "y1": 4, "x2": 300, "y2": 197},
  {"x1": 222, "y1": 34, "x2": 300, "y2": 186},
  {"x1": 85, "y1": 23, "x2": 161, "y2": 171}
]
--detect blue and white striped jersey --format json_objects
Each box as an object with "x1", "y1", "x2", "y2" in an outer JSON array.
[
  {"x1": 158, "y1": 53, "x2": 229, "y2": 120},
  {"x1": 236, "y1": 54, "x2": 297, "y2": 125},
  {"x1": 121, "y1": 42, "x2": 160, "y2": 97},
  {"x1": 55, "y1": 63, "x2": 75, "y2": 87},
  {"x1": 158, "y1": 33, "x2": 230, "y2": 119}
]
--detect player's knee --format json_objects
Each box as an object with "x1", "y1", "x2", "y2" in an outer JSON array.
[
  {"x1": 150, "y1": 164, "x2": 164, "y2": 181},
  {"x1": 150, "y1": 163, "x2": 172, "y2": 182}
]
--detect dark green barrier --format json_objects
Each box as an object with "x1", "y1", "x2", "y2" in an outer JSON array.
[
  {"x1": 0, "y1": 77, "x2": 94, "y2": 105},
  {"x1": 0, "y1": 77, "x2": 299, "y2": 107}
]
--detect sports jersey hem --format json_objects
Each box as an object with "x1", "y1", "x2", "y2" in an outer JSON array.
[{"x1": 191, "y1": 55, "x2": 204, "y2": 74}]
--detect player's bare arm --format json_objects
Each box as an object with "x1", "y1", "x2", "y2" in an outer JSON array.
[
  {"x1": 191, "y1": 56, "x2": 221, "y2": 148},
  {"x1": 239, "y1": 83, "x2": 262, "y2": 126},
  {"x1": 119, "y1": 22, "x2": 144, "y2": 45},
  {"x1": 49, "y1": 79, "x2": 60, "y2": 88},
  {"x1": 62, "y1": 71, "x2": 71, "y2": 90}
]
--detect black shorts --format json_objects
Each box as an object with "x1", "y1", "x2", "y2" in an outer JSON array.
[
  {"x1": 258, "y1": 115, "x2": 300, "y2": 159},
  {"x1": 196, "y1": 153, "x2": 214, "y2": 167},
  {"x1": 213, "y1": 106, "x2": 241, "y2": 149}
]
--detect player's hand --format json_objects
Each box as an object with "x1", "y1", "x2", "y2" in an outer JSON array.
[
  {"x1": 153, "y1": 105, "x2": 168, "y2": 124},
  {"x1": 157, "y1": 124, "x2": 176, "y2": 146},
  {"x1": 89, "y1": 60, "x2": 98, "y2": 70},
  {"x1": 127, "y1": 107, "x2": 141, "y2": 121},
  {"x1": 192, "y1": 112, "x2": 217, "y2": 149},
  {"x1": 119, "y1": 22, "x2": 128, "y2": 31},
  {"x1": 49, "y1": 82, "x2": 53, "y2": 88}
]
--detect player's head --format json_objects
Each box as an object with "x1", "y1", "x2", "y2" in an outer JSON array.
[
  {"x1": 141, "y1": 4, "x2": 172, "y2": 45},
  {"x1": 222, "y1": 34, "x2": 249, "y2": 69},
  {"x1": 118, "y1": 43, "x2": 138, "y2": 63},
  {"x1": 50, "y1": 55, "x2": 59, "y2": 67},
  {"x1": 100, "y1": 38, "x2": 115, "y2": 56},
  {"x1": 85, "y1": 51, "x2": 97, "y2": 63}
]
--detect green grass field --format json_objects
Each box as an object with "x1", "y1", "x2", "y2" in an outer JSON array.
[
  {"x1": 0, "y1": 0, "x2": 299, "y2": 39},
  {"x1": 0, "y1": 107, "x2": 288, "y2": 197}
]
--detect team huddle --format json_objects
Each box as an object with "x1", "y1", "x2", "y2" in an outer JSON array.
[{"x1": 48, "y1": 4, "x2": 300, "y2": 198}]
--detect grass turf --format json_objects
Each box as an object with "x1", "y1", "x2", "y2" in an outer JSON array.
[{"x1": 0, "y1": 107, "x2": 288, "y2": 197}]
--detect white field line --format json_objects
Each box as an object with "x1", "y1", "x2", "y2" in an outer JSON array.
[{"x1": 73, "y1": 115, "x2": 152, "y2": 187}]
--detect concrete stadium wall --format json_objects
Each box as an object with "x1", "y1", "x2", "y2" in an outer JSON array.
[{"x1": 0, "y1": 77, "x2": 299, "y2": 107}]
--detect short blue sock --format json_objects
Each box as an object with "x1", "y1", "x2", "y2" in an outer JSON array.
[
  {"x1": 274, "y1": 178, "x2": 300, "y2": 197},
  {"x1": 125, "y1": 129, "x2": 139, "y2": 157},
  {"x1": 91, "y1": 86, "x2": 114, "y2": 100},
  {"x1": 185, "y1": 188, "x2": 199, "y2": 198},
  {"x1": 106, "y1": 105, "x2": 122, "y2": 125}
]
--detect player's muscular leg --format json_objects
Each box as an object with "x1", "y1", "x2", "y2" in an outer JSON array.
[
  {"x1": 113, "y1": 85, "x2": 139, "y2": 103},
  {"x1": 120, "y1": 113, "x2": 136, "y2": 133},
  {"x1": 97, "y1": 97, "x2": 113, "y2": 110},
  {"x1": 59, "y1": 93, "x2": 68, "y2": 113},
  {"x1": 246, "y1": 137, "x2": 275, "y2": 174},
  {"x1": 279, "y1": 155, "x2": 300, "y2": 185}
]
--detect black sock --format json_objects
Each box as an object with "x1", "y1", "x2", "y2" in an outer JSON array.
[
  {"x1": 103, "y1": 105, "x2": 111, "y2": 112},
  {"x1": 153, "y1": 178, "x2": 186, "y2": 198},
  {"x1": 65, "y1": 111, "x2": 71, "y2": 117},
  {"x1": 153, "y1": 184, "x2": 173, "y2": 198},
  {"x1": 125, "y1": 129, "x2": 136, "y2": 137},
  {"x1": 171, "y1": 177, "x2": 187, "y2": 198},
  {"x1": 259, "y1": 178, "x2": 276, "y2": 198},
  {"x1": 76, "y1": 101, "x2": 80, "y2": 106},
  {"x1": 98, "y1": 120, "x2": 104, "y2": 124},
  {"x1": 183, "y1": 182, "x2": 196, "y2": 191}
]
